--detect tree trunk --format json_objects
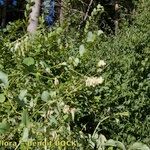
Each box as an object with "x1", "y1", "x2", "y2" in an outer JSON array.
[
  {"x1": 1, "y1": 0, "x2": 6, "y2": 27},
  {"x1": 59, "y1": 0, "x2": 63, "y2": 25},
  {"x1": 114, "y1": 0, "x2": 119, "y2": 35},
  {"x1": 55, "y1": 0, "x2": 63, "y2": 25},
  {"x1": 27, "y1": 0, "x2": 41, "y2": 34}
]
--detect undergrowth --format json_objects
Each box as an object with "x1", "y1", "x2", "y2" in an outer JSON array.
[{"x1": 0, "y1": 0, "x2": 150, "y2": 149}]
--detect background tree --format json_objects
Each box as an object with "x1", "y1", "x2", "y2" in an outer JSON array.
[{"x1": 27, "y1": 0, "x2": 41, "y2": 33}]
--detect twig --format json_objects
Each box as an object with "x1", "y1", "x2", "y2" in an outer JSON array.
[
  {"x1": 83, "y1": 0, "x2": 94, "y2": 22},
  {"x1": 78, "y1": 0, "x2": 94, "y2": 29}
]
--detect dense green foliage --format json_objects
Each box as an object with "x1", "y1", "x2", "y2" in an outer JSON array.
[{"x1": 0, "y1": 0, "x2": 150, "y2": 149}]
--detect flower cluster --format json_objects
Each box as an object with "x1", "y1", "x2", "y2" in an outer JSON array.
[
  {"x1": 85, "y1": 76, "x2": 104, "y2": 87},
  {"x1": 63, "y1": 105, "x2": 76, "y2": 121},
  {"x1": 63, "y1": 105, "x2": 76, "y2": 115},
  {"x1": 97, "y1": 60, "x2": 106, "y2": 73},
  {"x1": 97, "y1": 60, "x2": 106, "y2": 67}
]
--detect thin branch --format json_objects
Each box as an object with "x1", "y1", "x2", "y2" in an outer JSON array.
[
  {"x1": 83, "y1": 0, "x2": 94, "y2": 22},
  {"x1": 78, "y1": 0, "x2": 94, "y2": 29}
]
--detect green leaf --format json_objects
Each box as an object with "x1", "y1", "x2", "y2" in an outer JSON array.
[
  {"x1": 41, "y1": 91, "x2": 50, "y2": 102},
  {"x1": 129, "y1": 142, "x2": 150, "y2": 150},
  {"x1": 115, "y1": 111, "x2": 130, "y2": 117},
  {"x1": 73, "y1": 58, "x2": 80, "y2": 67},
  {"x1": 105, "y1": 139, "x2": 117, "y2": 147},
  {"x1": 63, "y1": 114, "x2": 69, "y2": 120},
  {"x1": 22, "y1": 127, "x2": 29, "y2": 142},
  {"x1": 0, "y1": 94, "x2": 6, "y2": 103},
  {"x1": 56, "y1": 27, "x2": 63, "y2": 34},
  {"x1": 50, "y1": 116, "x2": 57, "y2": 125},
  {"x1": 79, "y1": 44, "x2": 86, "y2": 56},
  {"x1": 50, "y1": 91, "x2": 56, "y2": 98},
  {"x1": 23, "y1": 57, "x2": 35, "y2": 66},
  {"x1": 18, "y1": 90, "x2": 27, "y2": 101},
  {"x1": 97, "y1": 134, "x2": 107, "y2": 149},
  {"x1": 0, "y1": 122, "x2": 9, "y2": 134},
  {"x1": 21, "y1": 109, "x2": 29, "y2": 127},
  {"x1": 104, "y1": 139, "x2": 126, "y2": 150},
  {"x1": 87, "y1": 31, "x2": 95, "y2": 42},
  {"x1": 26, "y1": 4, "x2": 30, "y2": 11},
  {"x1": 0, "y1": 71, "x2": 9, "y2": 86},
  {"x1": 0, "y1": 64, "x2": 4, "y2": 69},
  {"x1": 116, "y1": 141, "x2": 126, "y2": 150}
]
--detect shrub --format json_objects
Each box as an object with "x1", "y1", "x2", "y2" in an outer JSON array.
[{"x1": 0, "y1": 0, "x2": 149, "y2": 149}]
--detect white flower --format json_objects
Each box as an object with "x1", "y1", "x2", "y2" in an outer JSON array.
[
  {"x1": 70, "y1": 108, "x2": 76, "y2": 121},
  {"x1": 97, "y1": 60, "x2": 106, "y2": 67},
  {"x1": 47, "y1": 110, "x2": 54, "y2": 116},
  {"x1": 85, "y1": 76, "x2": 104, "y2": 87},
  {"x1": 63, "y1": 105, "x2": 70, "y2": 114},
  {"x1": 59, "y1": 101, "x2": 65, "y2": 107},
  {"x1": 115, "y1": 4, "x2": 119, "y2": 11},
  {"x1": 45, "y1": 67, "x2": 50, "y2": 73},
  {"x1": 97, "y1": 30, "x2": 103, "y2": 36},
  {"x1": 70, "y1": 108, "x2": 76, "y2": 115},
  {"x1": 97, "y1": 68, "x2": 103, "y2": 73},
  {"x1": 54, "y1": 77, "x2": 59, "y2": 85}
]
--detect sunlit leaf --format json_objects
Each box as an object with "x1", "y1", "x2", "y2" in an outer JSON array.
[
  {"x1": 105, "y1": 139, "x2": 117, "y2": 147},
  {"x1": 23, "y1": 57, "x2": 35, "y2": 66},
  {"x1": 41, "y1": 91, "x2": 50, "y2": 102},
  {"x1": 115, "y1": 111, "x2": 130, "y2": 117},
  {"x1": 22, "y1": 127, "x2": 29, "y2": 142},
  {"x1": 0, "y1": 71, "x2": 9, "y2": 86},
  {"x1": 104, "y1": 139, "x2": 126, "y2": 150},
  {"x1": 97, "y1": 134, "x2": 107, "y2": 149},
  {"x1": 50, "y1": 116, "x2": 57, "y2": 125},
  {"x1": 21, "y1": 109, "x2": 29, "y2": 127},
  {"x1": 87, "y1": 31, "x2": 95, "y2": 42},
  {"x1": 73, "y1": 58, "x2": 80, "y2": 67},
  {"x1": 0, "y1": 122, "x2": 9, "y2": 134},
  {"x1": 0, "y1": 94, "x2": 6, "y2": 103},
  {"x1": 129, "y1": 142, "x2": 150, "y2": 150},
  {"x1": 79, "y1": 44, "x2": 86, "y2": 56},
  {"x1": 50, "y1": 91, "x2": 56, "y2": 98},
  {"x1": 0, "y1": 64, "x2": 4, "y2": 69},
  {"x1": 18, "y1": 89, "x2": 27, "y2": 101}
]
